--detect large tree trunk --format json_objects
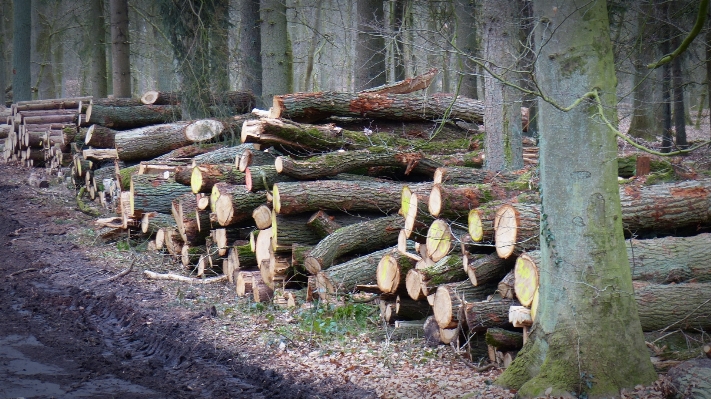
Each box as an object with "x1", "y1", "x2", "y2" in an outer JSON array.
[
  {"x1": 87, "y1": 0, "x2": 108, "y2": 98},
  {"x1": 109, "y1": 0, "x2": 131, "y2": 97},
  {"x1": 271, "y1": 92, "x2": 484, "y2": 123},
  {"x1": 355, "y1": 0, "x2": 386, "y2": 91},
  {"x1": 497, "y1": 1, "x2": 657, "y2": 394},
  {"x1": 260, "y1": 0, "x2": 292, "y2": 108},
  {"x1": 481, "y1": 0, "x2": 523, "y2": 171},
  {"x1": 454, "y1": 0, "x2": 478, "y2": 99},
  {"x1": 12, "y1": 0, "x2": 32, "y2": 102},
  {"x1": 237, "y1": 0, "x2": 262, "y2": 107}
]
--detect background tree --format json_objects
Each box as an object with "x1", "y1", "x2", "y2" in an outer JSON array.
[
  {"x1": 481, "y1": 0, "x2": 523, "y2": 171},
  {"x1": 355, "y1": 0, "x2": 386, "y2": 90},
  {"x1": 236, "y1": 0, "x2": 262, "y2": 106},
  {"x1": 454, "y1": 0, "x2": 478, "y2": 99},
  {"x1": 12, "y1": 0, "x2": 31, "y2": 102},
  {"x1": 260, "y1": 0, "x2": 292, "y2": 107},
  {"x1": 496, "y1": 0, "x2": 657, "y2": 395},
  {"x1": 87, "y1": 0, "x2": 108, "y2": 98},
  {"x1": 110, "y1": 0, "x2": 131, "y2": 97},
  {"x1": 0, "y1": 0, "x2": 10, "y2": 105}
]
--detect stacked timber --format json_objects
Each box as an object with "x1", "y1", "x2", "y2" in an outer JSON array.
[{"x1": 5, "y1": 70, "x2": 710, "y2": 369}]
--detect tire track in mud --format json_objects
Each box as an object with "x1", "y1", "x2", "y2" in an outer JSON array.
[{"x1": 0, "y1": 177, "x2": 376, "y2": 398}]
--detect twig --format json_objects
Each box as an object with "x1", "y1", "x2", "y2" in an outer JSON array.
[
  {"x1": 94, "y1": 259, "x2": 135, "y2": 285},
  {"x1": 143, "y1": 270, "x2": 228, "y2": 284},
  {"x1": 7, "y1": 268, "x2": 38, "y2": 278}
]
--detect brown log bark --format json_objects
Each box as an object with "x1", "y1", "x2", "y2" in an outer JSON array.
[
  {"x1": 635, "y1": 282, "x2": 711, "y2": 331},
  {"x1": 433, "y1": 166, "x2": 534, "y2": 186},
  {"x1": 84, "y1": 124, "x2": 117, "y2": 148},
  {"x1": 304, "y1": 215, "x2": 403, "y2": 274},
  {"x1": 493, "y1": 203, "x2": 540, "y2": 259},
  {"x1": 465, "y1": 252, "x2": 514, "y2": 287},
  {"x1": 428, "y1": 182, "x2": 531, "y2": 220},
  {"x1": 140, "y1": 91, "x2": 181, "y2": 105},
  {"x1": 191, "y1": 164, "x2": 246, "y2": 193},
  {"x1": 315, "y1": 246, "x2": 404, "y2": 298},
  {"x1": 130, "y1": 174, "x2": 192, "y2": 215},
  {"x1": 245, "y1": 165, "x2": 297, "y2": 192},
  {"x1": 460, "y1": 299, "x2": 518, "y2": 332},
  {"x1": 433, "y1": 281, "x2": 505, "y2": 328},
  {"x1": 171, "y1": 193, "x2": 211, "y2": 246},
  {"x1": 87, "y1": 104, "x2": 181, "y2": 129},
  {"x1": 270, "y1": 213, "x2": 322, "y2": 250},
  {"x1": 271, "y1": 92, "x2": 484, "y2": 123},
  {"x1": 236, "y1": 147, "x2": 276, "y2": 172},
  {"x1": 486, "y1": 327, "x2": 524, "y2": 351},
  {"x1": 212, "y1": 183, "x2": 267, "y2": 226}
]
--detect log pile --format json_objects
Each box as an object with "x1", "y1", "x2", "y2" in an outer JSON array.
[{"x1": 3, "y1": 71, "x2": 710, "y2": 369}]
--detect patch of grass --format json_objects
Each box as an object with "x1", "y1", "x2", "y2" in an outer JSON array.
[{"x1": 295, "y1": 300, "x2": 378, "y2": 339}]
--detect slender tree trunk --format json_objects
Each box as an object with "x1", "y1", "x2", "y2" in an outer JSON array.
[
  {"x1": 238, "y1": 0, "x2": 262, "y2": 107},
  {"x1": 303, "y1": 0, "x2": 324, "y2": 91},
  {"x1": 482, "y1": 0, "x2": 523, "y2": 171},
  {"x1": 260, "y1": 0, "x2": 292, "y2": 108},
  {"x1": 355, "y1": 0, "x2": 386, "y2": 90},
  {"x1": 659, "y1": 0, "x2": 673, "y2": 153},
  {"x1": 497, "y1": 0, "x2": 656, "y2": 395},
  {"x1": 110, "y1": 0, "x2": 131, "y2": 98},
  {"x1": 670, "y1": 12, "x2": 687, "y2": 149},
  {"x1": 628, "y1": 4, "x2": 660, "y2": 141},
  {"x1": 210, "y1": 0, "x2": 230, "y2": 95},
  {"x1": 707, "y1": 9, "x2": 711, "y2": 138},
  {"x1": 0, "y1": 2, "x2": 7, "y2": 105},
  {"x1": 88, "y1": 0, "x2": 108, "y2": 98},
  {"x1": 391, "y1": 0, "x2": 407, "y2": 82},
  {"x1": 454, "y1": 0, "x2": 478, "y2": 99},
  {"x1": 12, "y1": 0, "x2": 31, "y2": 102}
]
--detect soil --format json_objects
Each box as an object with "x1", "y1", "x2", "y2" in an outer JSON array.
[{"x1": 0, "y1": 167, "x2": 376, "y2": 398}]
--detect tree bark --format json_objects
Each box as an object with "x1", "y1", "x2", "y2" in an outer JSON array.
[
  {"x1": 465, "y1": 252, "x2": 514, "y2": 287},
  {"x1": 245, "y1": 165, "x2": 297, "y2": 192},
  {"x1": 171, "y1": 193, "x2": 210, "y2": 246},
  {"x1": 273, "y1": 180, "x2": 408, "y2": 215},
  {"x1": 87, "y1": 105, "x2": 181, "y2": 129},
  {"x1": 212, "y1": 183, "x2": 267, "y2": 226},
  {"x1": 428, "y1": 181, "x2": 532, "y2": 220},
  {"x1": 635, "y1": 282, "x2": 711, "y2": 331},
  {"x1": 270, "y1": 213, "x2": 322, "y2": 250},
  {"x1": 497, "y1": 1, "x2": 657, "y2": 393},
  {"x1": 110, "y1": 0, "x2": 131, "y2": 97},
  {"x1": 315, "y1": 246, "x2": 402, "y2": 297},
  {"x1": 191, "y1": 164, "x2": 246, "y2": 193},
  {"x1": 486, "y1": 328, "x2": 524, "y2": 351},
  {"x1": 355, "y1": 0, "x2": 386, "y2": 91},
  {"x1": 12, "y1": 0, "x2": 31, "y2": 102},
  {"x1": 460, "y1": 299, "x2": 518, "y2": 332},
  {"x1": 271, "y1": 92, "x2": 484, "y2": 124},
  {"x1": 260, "y1": 0, "x2": 292, "y2": 107},
  {"x1": 84, "y1": 125, "x2": 117, "y2": 148},
  {"x1": 303, "y1": 215, "x2": 403, "y2": 274}
]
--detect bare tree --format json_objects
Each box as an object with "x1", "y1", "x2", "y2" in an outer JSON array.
[
  {"x1": 12, "y1": 0, "x2": 31, "y2": 102},
  {"x1": 454, "y1": 0, "x2": 478, "y2": 99},
  {"x1": 497, "y1": 0, "x2": 657, "y2": 394},
  {"x1": 260, "y1": 0, "x2": 292, "y2": 107},
  {"x1": 88, "y1": 0, "x2": 108, "y2": 98},
  {"x1": 236, "y1": 0, "x2": 262, "y2": 105},
  {"x1": 110, "y1": 0, "x2": 131, "y2": 97}
]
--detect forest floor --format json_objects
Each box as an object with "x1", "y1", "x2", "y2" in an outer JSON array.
[{"x1": 2, "y1": 110, "x2": 709, "y2": 398}]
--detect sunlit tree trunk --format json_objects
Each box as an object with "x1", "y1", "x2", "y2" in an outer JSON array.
[
  {"x1": 110, "y1": 0, "x2": 131, "y2": 98},
  {"x1": 496, "y1": 0, "x2": 657, "y2": 396},
  {"x1": 12, "y1": 0, "x2": 31, "y2": 102},
  {"x1": 481, "y1": 0, "x2": 522, "y2": 171},
  {"x1": 260, "y1": 0, "x2": 292, "y2": 107},
  {"x1": 237, "y1": 0, "x2": 262, "y2": 106},
  {"x1": 355, "y1": 0, "x2": 386, "y2": 90}
]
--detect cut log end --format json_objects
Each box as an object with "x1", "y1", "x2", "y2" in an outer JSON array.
[
  {"x1": 468, "y1": 209, "x2": 484, "y2": 242},
  {"x1": 405, "y1": 269, "x2": 425, "y2": 301},
  {"x1": 141, "y1": 90, "x2": 160, "y2": 105},
  {"x1": 190, "y1": 166, "x2": 203, "y2": 194},
  {"x1": 376, "y1": 253, "x2": 401, "y2": 294},
  {"x1": 272, "y1": 184, "x2": 282, "y2": 214},
  {"x1": 433, "y1": 168, "x2": 444, "y2": 185},
  {"x1": 252, "y1": 204, "x2": 272, "y2": 229},
  {"x1": 428, "y1": 185, "x2": 443, "y2": 217},
  {"x1": 433, "y1": 286, "x2": 455, "y2": 329},
  {"x1": 514, "y1": 253, "x2": 539, "y2": 307},
  {"x1": 215, "y1": 194, "x2": 234, "y2": 226},
  {"x1": 185, "y1": 119, "x2": 224, "y2": 142},
  {"x1": 425, "y1": 219, "x2": 452, "y2": 262},
  {"x1": 494, "y1": 205, "x2": 518, "y2": 259},
  {"x1": 274, "y1": 156, "x2": 285, "y2": 173}
]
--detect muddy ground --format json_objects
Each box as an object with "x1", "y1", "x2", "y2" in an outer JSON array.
[{"x1": 0, "y1": 165, "x2": 377, "y2": 398}]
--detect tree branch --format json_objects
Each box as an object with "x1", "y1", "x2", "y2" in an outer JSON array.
[{"x1": 647, "y1": 0, "x2": 709, "y2": 69}]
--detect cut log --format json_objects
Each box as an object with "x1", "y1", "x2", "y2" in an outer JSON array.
[
  {"x1": 227, "y1": 241, "x2": 258, "y2": 274},
  {"x1": 401, "y1": 184, "x2": 435, "y2": 239},
  {"x1": 405, "y1": 255, "x2": 471, "y2": 301},
  {"x1": 497, "y1": 271, "x2": 516, "y2": 299},
  {"x1": 140, "y1": 91, "x2": 181, "y2": 105},
  {"x1": 191, "y1": 164, "x2": 246, "y2": 193},
  {"x1": 84, "y1": 124, "x2": 117, "y2": 148},
  {"x1": 83, "y1": 148, "x2": 119, "y2": 161},
  {"x1": 236, "y1": 147, "x2": 276, "y2": 172},
  {"x1": 252, "y1": 204, "x2": 273, "y2": 229},
  {"x1": 465, "y1": 252, "x2": 514, "y2": 287},
  {"x1": 626, "y1": 233, "x2": 711, "y2": 283},
  {"x1": 140, "y1": 211, "x2": 176, "y2": 235},
  {"x1": 252, "y1": 273, "x2": 274, "y2": 302},
  {"x1": 460, "y1": 299, "x2": 518, "y2": 332},
  {"x1": 89, "y1": 97, "x2": 144, "y2": 107},
  {"x1": 635, "y1": 282, "x2": 711, "y2": 331},
  {"x1": 212, "y1": 183, "x2": 268, "y2": 226},
  {"x1": 274, "y1": 149, "x2": 435, "y2": 180},
  {"x1": 273, "y1": 180, "x2": 407, "y2": 215},
  {"x1": 171, "y1": 193, "x2": 210, "y2": 245},
  {"x1": 180, "y1": 244, "x2": 204, "y2": 267},
  {"x1": 245, "y1": 165, "x2": 297, "y2": 192},
  {"x1": 87, "y1": 105, "x2": 181, "y2": 129},
  {"x1": 14, "y1": 96, "x2": 91, "y2": 112},
  {"x1": 424, "y1": 316, "x2": 443, "y2": 347},
  {"x1": 130, "y1": 174, "x2": 192, "y2": 215},
  {"x1": 429, "y1": 182, "x2": 532, "y2": 220},
  {"x1": 314, "y1": 246, "x2": 403, "y2": 297},
  {"x1": 271, "y1": 213, "x2": 322, "y2": 250},
  {"x1": 433, "y1": 166, "x2": 533, "y2": 186},
  {"x1": 425, "y1": 219, "x2": 466, "y2": 263},
  {"x1": 305, "y1": 210, "x2": 343, "y2": 238},
  {"x1": 143, "y1": 270, "x2": 227, "y2": 284},
  {"x1": 361, "y1": 68, "x2": 438, "y2": 95},
  {"x1": 192, "y1": 143, "x2": 259, "y2": 165},
  {"x1": 241, "y1": 117, "x2": 474, "y2": 154},
  {"x1": 376, "y1": 248, "x2": 418, "y2": 294},
  {"x1": 303, "y1": 215, "x2": 403, "y2": 274},
  {"x1": 140, "y1": 90, "x2": 255, "y2": 112},
  {"x1": 433, "y1": 281, "x2": 500, "y2": 329},
  {"x1": 271, "y1": 92, "x2": 484, "y2": 123},
  {"x1": 236, "y1": 270, "x2": 260, "y2": 297},
  {"x1": 513, "y1": 252, "x2": 540, "y2": 307},
  {"x1": 22, "y1": 114, "x2": 76, "y2": 125},
  {"x1": 494, "y1": 203, "x2": 540, "y2": 259},
  {"x1": 485, "y1": 328, "x2": 524, "y2": 351}
]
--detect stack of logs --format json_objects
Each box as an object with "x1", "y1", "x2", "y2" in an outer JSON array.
[{"x1": 2, "y1": 69, "x2": 710, "y2": 369}]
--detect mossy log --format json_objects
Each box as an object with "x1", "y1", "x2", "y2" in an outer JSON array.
[
  {"x1": 241, "y1": 117, "x2": 475, "y2": 154},
  {"x1": 271, "y1": 212, "x2": 322, "y2": 250},
  {"x1": 193, "y1": 143, "x2": 259, "y2": 165},
  {"x1": 376, "y1": 244, "x2": 418, "y2": 294},
  {"x1": 273, "y1": 180, "x2": 407, "y2": 215},
  {"x1": 303, "y1": 215, "x2": 404, "y2": 274},
  {"x1": 212, "y1": 183, "x2": 268, "y2": 226},
  {"x1": 84, "y1": 124, "x2": 117, "y2": 148},
  {"x1": 291, "y1": 244, "x2": 312, "y2": 268},
  {"x1": 151, "y1": 142, "x2": 225, "y2": 162},
  {"x1": 306, "y1": 210, "x2": 343, "y2": 238},
  {"x1": 465, "y1": 252, "x2": 514, "y2": 287},
  {"x1": 270, "y1": 92, "x2": 484, "y2": 123},
  {"x1": 428, "y1": 182, "x2": 531, "y2": 220},
  {"x1": 405, "y1": 255, "x2": 468, "y2": 300},
  {"x1": 140, "y1": 211, "x2": 176, "y2": 235},
  {"x1": 315, "y1": 246, "x2": 402, "y2": 297},
  {"x1": 87, "y1": 105, "x2": 181, "y2": 129},
  {"x1": 626, "y1": 233, "x2": 711, "y2": 283},
  {"x1": 635, "y1": 282, "x2": 711, "y2": 331},
  {"x1": 180, "y1": 244, "x2": 204, "y2": 267},
  {"x1": 245, "y1": 165, "x2": 297, "y2": 192},
  {"x1": 617, "y1": 153, "x2": 674, "y2": 178},
  {"x1": 130, "y1": 174, "x2": 192, "y2": 215},
  {"x1": 459, "y1": 299, "x2": 518, "y2": 332},
  {"x1": 433, "y1": 166, "x2": 533, "y2": 186},
  {"x1": 494, "y1": 203, "x2": 540, "y2": 259},
  {"x1": 274, "y1": 149, "x2": 437, "y2": 180},
  {"x1": 486, "y1": 327, "x2": 524, "y2": 351},
  {"x1": 227, "y1": 241, "x2": 258, "y2": 272},
  {"x1": 212, "y1": 229, "x2": 250, "y2": 256},
  {"x1": 191, "y1": 164, "x2": 246, "y2": 193}
]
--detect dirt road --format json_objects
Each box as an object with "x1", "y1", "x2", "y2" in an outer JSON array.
[{"x1": 0, "y1": 170, "x2": 376, "y2": 398}]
